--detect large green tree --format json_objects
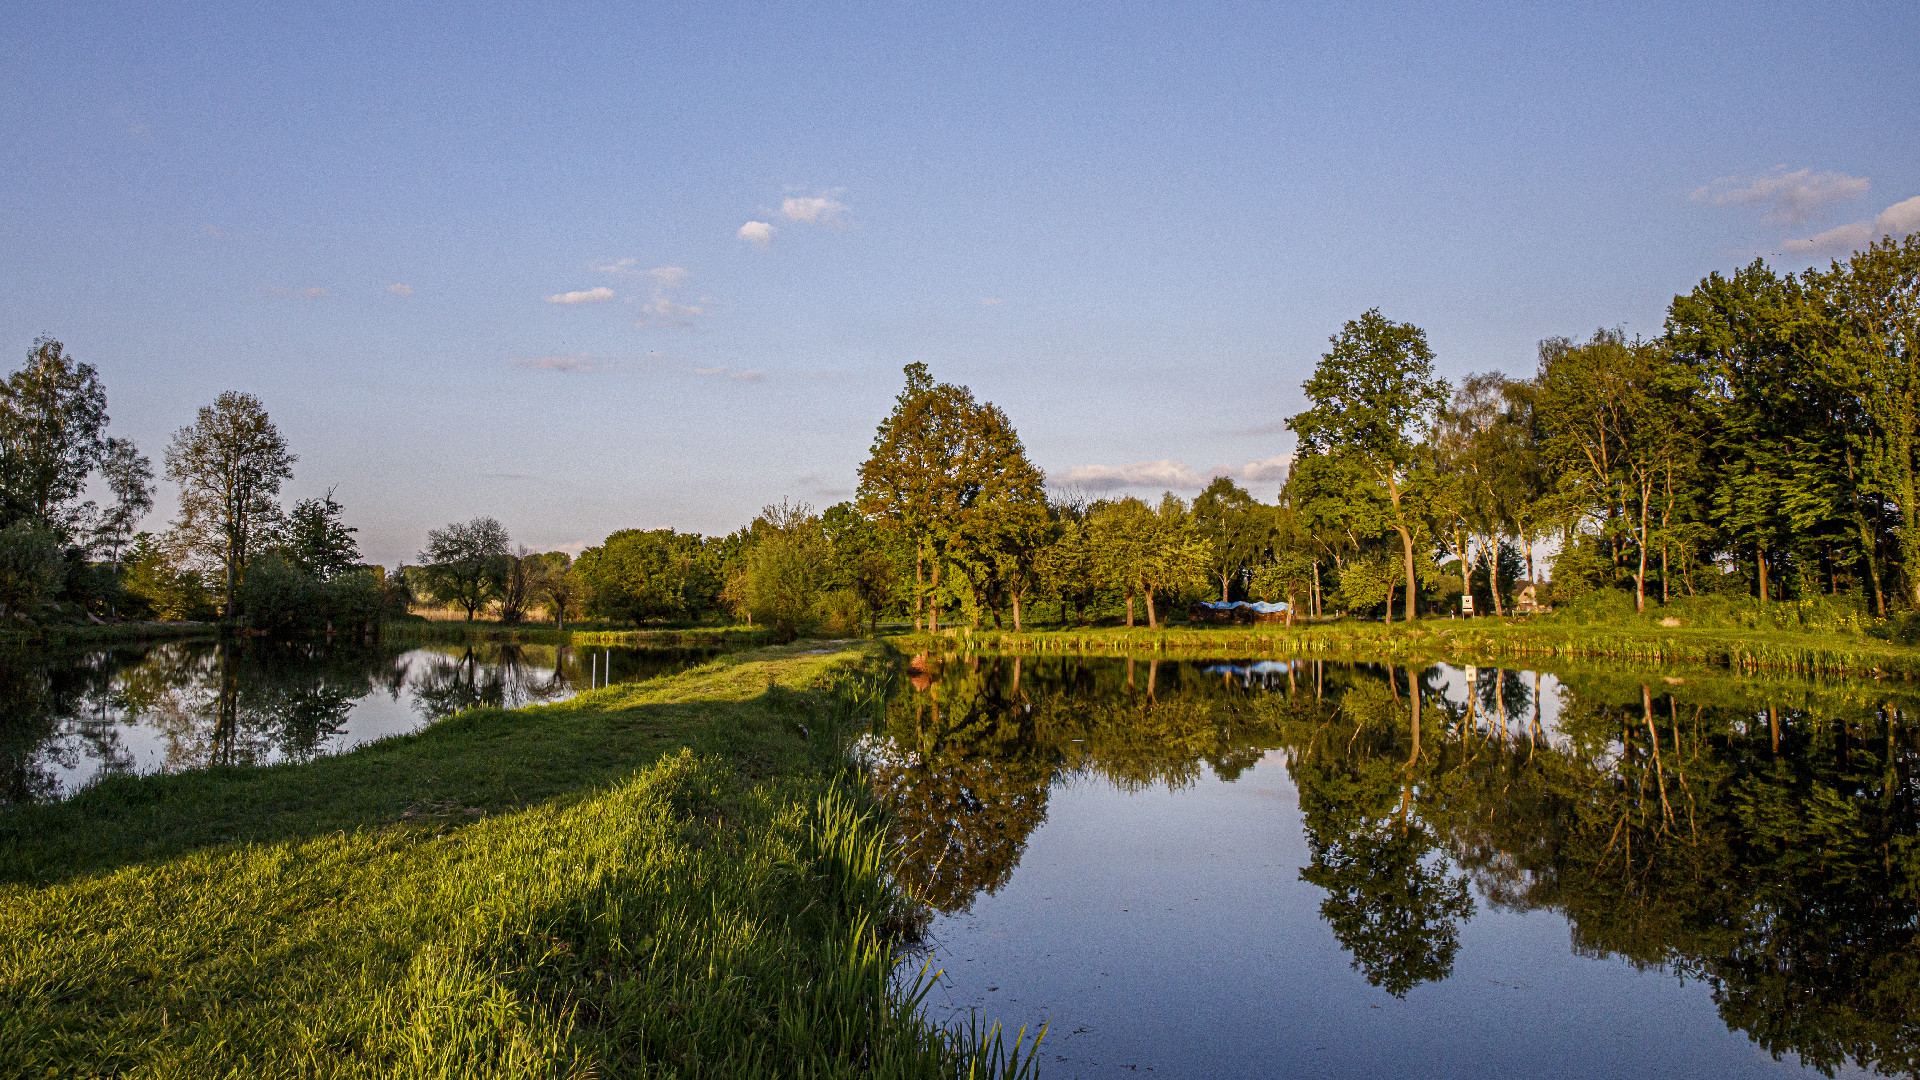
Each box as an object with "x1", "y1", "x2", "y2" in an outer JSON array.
[{"x1": 1288, "y1": 311, "x2": 1449, "y2": 621}]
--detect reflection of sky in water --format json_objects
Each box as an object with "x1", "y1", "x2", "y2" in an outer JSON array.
[
  {"x1": 920, "y1": 755, "x2": 1849, "y2": 1080},
  {"x1": 23, "y1": 643, "x2": 681, "y2": 800}
]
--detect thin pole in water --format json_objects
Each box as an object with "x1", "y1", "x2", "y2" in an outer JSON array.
[{"x1": 590, "y1": 653, "x2": 598, "y2": 689}]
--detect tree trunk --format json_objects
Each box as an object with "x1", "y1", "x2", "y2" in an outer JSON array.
[
  {"x1": 1145, "y1": 588, "x2": 1158, "y2": 630},
  {"x1": 1397, "y1": 525, "x2": 1417, "y2": 621},
  {"x1": 1012, "y1": 589, "x2": 1023, "y2": 632},
  {"x1": 1458, "y1": 527, "x2": 1471, "y2": 616},
  {"x1": 1125, "y1": 591, "x2": 1135, "y2": 628},
  {"x1": 930, "y1": 556, "x2": 940, "y2": 632},
  {"x1": 1220, "y1": 571, "x2": 1229, "y2": 603},
  {"x1": 1855, "y1": 512, "x2": 1888, "y2": 617},
  {"x1": 1488, "y1": 542, "x2": 1506, "y2": 617},
  {"x1": 914, "y1": 549, "x2": 924, "y2": 631},
  {"x1": 1756, "y1": 547, "x2": 1769, "y2": 603},
  {"x1": 1634, "y1": 485, "x2": 1650, "y2": 613}
]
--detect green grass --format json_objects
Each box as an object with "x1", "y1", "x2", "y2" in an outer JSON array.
[
  {"x1": 381, "y1": 620, "x2": 774, "y2": 651},
  {"x1": 0, "y1": 643, "x2": 1039, "y2": 1079},
  {"x1": 896, "y1": 606, "x2": 1920, "y2": 679}
]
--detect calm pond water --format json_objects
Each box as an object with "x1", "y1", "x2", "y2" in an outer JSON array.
[
  {"x1": 866, "y1": 654, "x2": 1919, "y2": 1079},
  {"x1": 0, "y1": 638, "x2": 708, "y2": 803}
]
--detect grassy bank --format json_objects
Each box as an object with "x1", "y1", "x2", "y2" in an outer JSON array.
[
  {"x1": 895, "y1": 613, "x2": 1920, "y2": 679},
  {"x1": 0, "y1": 617, "x2": 216, "y2": 648},
  {"x1": 382, "y1": 620, "x2": 772, "y2": 652},
  {"x1": 0, "y1": 643, "x2": 1035, "y2": 1078}
]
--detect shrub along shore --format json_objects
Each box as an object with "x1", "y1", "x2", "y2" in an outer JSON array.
[
  {"x1": 898, "y1": 612, "x2": 1920, "y2": 680},
  {"x1": 0, "y1": 642, "x2": 1038, "y2": 1079}
]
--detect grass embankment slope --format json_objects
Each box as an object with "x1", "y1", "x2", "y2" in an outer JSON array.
[
  {"x1": 902, "y1": 597, "x2": 1920, "y2": 679},
  {"x1": 0, "y1": 642, "x2": 1031, "y2": 1079},
  {"x1": 383, "y1": 620, "x2": 771, "y2": 651}
]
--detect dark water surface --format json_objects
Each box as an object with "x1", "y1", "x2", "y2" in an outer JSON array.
[
  {"x1": 866, "y1": 654, "x2": 1918, "y2": 1079},
  {"x1": 0, "y1": 637, "x2": 706, "y2": 803}
]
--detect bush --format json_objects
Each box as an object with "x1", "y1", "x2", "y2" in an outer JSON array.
[{"x1": 0, "y1": 522, "x2": 65, "y2": 619}]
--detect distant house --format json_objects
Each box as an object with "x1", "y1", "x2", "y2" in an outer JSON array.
[{"x1": 1514, "y1": 580, "x2": 1547, "y2": 613}]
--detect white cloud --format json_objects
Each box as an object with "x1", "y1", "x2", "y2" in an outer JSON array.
[
  {"x1": 1236, "y1": 421, "x2": 1290, "y2": 437},
  {"x1": 546, "y1": 286, "x2": 616, "y2": 305},
  {"x1": 1049, "y1": 453, "x2": 1292, "y2": 493},
  {"x1": 1785, "y1": 195, "x2": 1920, "y2": 257},
  {"x1": 781, "y1": 195, "x2": 849, "y2": 226},
  {"x1": 982, "y1": 297, "x2": 1005, "y2": 307},
  {"x1": 738, "y1": 221, "x2": 776, "y2": 246},
  {"x1": 1237, "y1": 454, "x2": 1293, "y2": 483},
  {"x1": 591, "y1": 257, "x2": 641, "y2": 276},
  {"x1": 1693, "y1": 167, "x2": 1871, "y2": 224},
  {"x1": 1053, "y1": 459, "x2": 1209, "y2": 492},
  {"x1": 386, "y1": 283, "x2": 414, "y2": 295},
  {"x1": 303, "y1": 287, "x2": 329, "y2": 298},
  {"x1": 268, "y1": 285, "x2": 329, "y2": 298},
  {"x1": 633, "y1": 267, "x2": 706, "y2": 329},
  {"x1": 509, "y1": 354, "x2": 613, "y2": 373}
]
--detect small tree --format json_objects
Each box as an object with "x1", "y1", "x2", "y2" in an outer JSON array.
[
  {"x1": 89, "y1": 437, "x2": 155, "y2": 572},
  {"x1": 0, "y1": 337, "x2": 110, "y2": 532},
  {"x1": 164, "y1": 392, "x2": 296, "y2": 617},
  {"x1": 496, "y1": 547, "x2": 538, "y2": 625},
  {"x1": 279, "y1": 488, "x2": 360, "y2": 581},
  {"x1": 529, "y1": 552, "x2": 580, "y2": 628},
  {"x1": 1250, "y1": 551, "x2": 1315, "y2": 626},
  {"x1": 733, "y1": 501, "x2": 827, "y2": 642},
  {"x1": 418, "y1": 517, "x2": 510, "y2": 620}
]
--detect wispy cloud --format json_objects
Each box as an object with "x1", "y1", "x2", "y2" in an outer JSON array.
[
  {"x1": 590, "y1": 257, "x2": 641, "y2": 276},
  {"x1": 1050, "y1": 454, "x2": 1292, "y2": 493},
  {"x1": 738, "y1": 221, "x2": 776, "y2": 246},
  {"x1": 510, "y1": 355, "x2": 606, "y2": 372},
  {"x1": 1693, "y1": 167, "x2": 1871, "y2": 225},
  {"x1": 981, "y1": 297, "x2": 1005, "y2": 307},
  {"x1": 1785, "y1": 195, "x2": 1920, "y2": 257},
  {"x1": 269, "y1": 285, "x2": 330, "y2": 298},
  {"x1": 691, "y1": 365, "x2": 764, "y2": 382},
  {"x1": 546, "y1": 286, "x2": 616, "y2": 305},
  {"x1": 386, "y1": 283, "x2": 414, "y2": 295},
  {"x1": 781, "y1": 194, "x2": 849, "y2": 226}
]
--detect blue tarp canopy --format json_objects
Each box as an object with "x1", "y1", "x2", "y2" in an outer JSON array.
[{"x1": 1196, "y1": 600, "x2": 1289, "y2": 613}]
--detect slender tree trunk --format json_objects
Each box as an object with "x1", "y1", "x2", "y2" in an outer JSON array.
[
  {"x1": 930, "y1": 556, "x2": 941, "y2": 632},
  {"x1": 1221, "y1": 571, "x2": 1229, "y2": 603},
  {"x1": 1757, "y1": 547, "x2": 1769, "y2": 603},
  {"x1": 1634, "y1": 485, "x2": 1650, "y2": 613},
  {"x1": 1145, "y1": 587, "x2": 1158, "y2": 630},
  {"x1": 1397, "y1": 525, "x2": 1417, "y2": 621},
  {"x1": 1855, "y1": 512, "x2": 1888, "y2": 618},
  {"x1": 1311, "y1": 558, "x2": 1322, "y2": 618},
  {"x1": 1489, "y1": 540, "x2": 1506, "y2": 617},
  {"x1": 1012, "y1": 589, "x2": 1022, "y2": 632},
  {"x1": 1125, "y1": 590, "x2": 1135, "y2": 627},
  {"x1": 1458, "y1": 526, "x2": 1471, "y2": 616},
  {"x1": 914, "y1": 549, "x2": 924, "y2": 631}
]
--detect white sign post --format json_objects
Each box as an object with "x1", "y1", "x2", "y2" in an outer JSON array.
[{"x1": 1461, "y1": 594, "x2": 1475, "y2": 616}]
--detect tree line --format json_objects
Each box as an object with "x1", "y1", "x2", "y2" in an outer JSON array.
[{"x1": 10, "y1": 231, "x2": 1914, "y2": 635}]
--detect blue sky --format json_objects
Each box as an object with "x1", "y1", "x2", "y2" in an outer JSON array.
[{"x1": 3, "y1": 1, "x2": 1916, "y2": 565}]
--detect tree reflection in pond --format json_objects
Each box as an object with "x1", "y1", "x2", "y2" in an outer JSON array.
[
  {"x1": 869, "y1": 654, "x2": 1920, "y2": 1077},
  {"x1": 0, "y1": 640, "x2": 701, "y2": 802}
]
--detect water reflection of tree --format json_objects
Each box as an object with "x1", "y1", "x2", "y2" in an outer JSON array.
[
  {"x1": 407, "y1": 644, "x2": 570, "y2": 723},
  {"x1": 876, "y1": 654, "x2": 1920, "y2": 1074},
  {"x1": 1290, "y1": 671, "x2": 1474, "y2": 997}
]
